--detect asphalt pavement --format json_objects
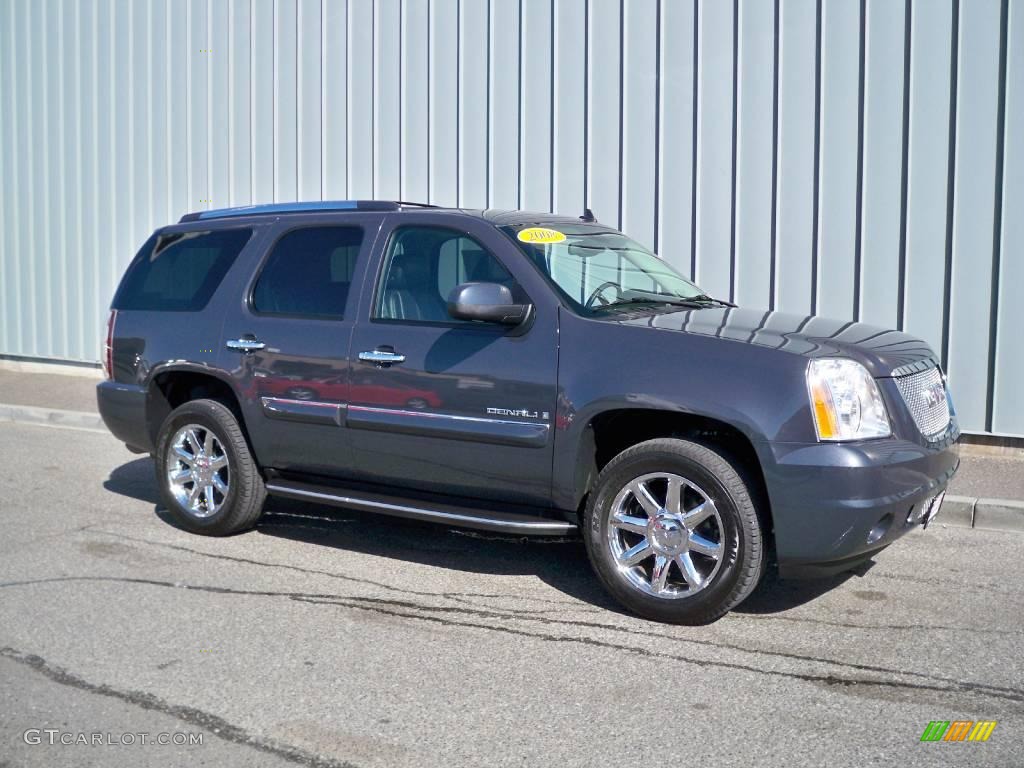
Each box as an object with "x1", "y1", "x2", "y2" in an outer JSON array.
[{"x1": 1, "y1": 420, "x2": 1022, "y2": 767}]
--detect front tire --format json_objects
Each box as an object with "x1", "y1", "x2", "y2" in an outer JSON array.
[
  {"x1": 155, "y1": 399, "x2": 266, "y2": 536},
  {"x1": 583, "y1": 438, "x2": 764, "y2": 624}
]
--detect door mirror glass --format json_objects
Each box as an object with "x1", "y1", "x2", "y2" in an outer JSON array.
[{"x1": 446, "y1": 282, "x2": 532, "y2": 325}]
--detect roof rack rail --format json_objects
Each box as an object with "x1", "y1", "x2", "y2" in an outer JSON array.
[
  {"x1": 393, "y1": 200, "x2": 439, "y2": 209},
  {"x1": 179, "y1": 200, "x2": 402, "y2": 223}
]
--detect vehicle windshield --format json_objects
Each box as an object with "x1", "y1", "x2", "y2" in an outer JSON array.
[{"x1": 502, "y1": 223, "x2": 705, "y2": 315}]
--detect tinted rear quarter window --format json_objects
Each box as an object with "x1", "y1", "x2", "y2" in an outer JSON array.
[
  {"x1": 251, "y1": 226, "x2": 363, "y2": 319},
  {"x1": 114, "y1": 228, "x2": 254, "y2": 311}
]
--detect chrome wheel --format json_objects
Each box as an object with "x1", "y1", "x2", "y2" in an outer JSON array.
[
  {"x1": 606, "y1": 472, "x2": 725, "y2": 599},
  {"x1": 165, "y1": 424, "x2": 230, "y2": 518}
]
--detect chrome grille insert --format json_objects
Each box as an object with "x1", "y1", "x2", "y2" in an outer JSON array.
[{"x1": 894, "y1": 366, "x2": 950, "y2": 440}]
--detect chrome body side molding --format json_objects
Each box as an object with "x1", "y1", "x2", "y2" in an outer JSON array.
[
  {"x1": 260, "y1": 397, "x2": 345, "y2": 427},
  {"x1": 345, "y1": 405, "x2": 550, "y2": 447}
]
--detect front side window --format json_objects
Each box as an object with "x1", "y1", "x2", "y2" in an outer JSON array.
[
  {"x1": 252, "y1": 226, "x2": 363, "y2": 318},
  {"x1": 114, "y1": 228, "x2": 254, "y2": 311},
  {"x1": 375, "y1": 227, "x2": 515, "y2": 323},
  {"x1": 503, "y1": 224, "x2": 704, "y2": 314}
]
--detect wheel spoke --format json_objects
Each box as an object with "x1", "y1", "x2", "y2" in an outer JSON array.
[
  {"x1": 689, "y1": 532, "x2": 722, "y2": 560},
  {"x1": 611, "y1": 514, "x2": 648, "y2": 536},
  {"x1": 186, "y1": 429, "x2": 202, "y2": 457},
  {"x1": 650, "y1": 555, "x2": 671, "y2": 593},
  {"x1": 212, "y1": 474, "x2": 228, "y2": 494},
  {"x1": 203, "y1": 485, "x2": 216, "y2": 511},
  {"x1": 629, "y1": 480, "x2": 661, "y2": 516},
  {"x1": 209, "y1": 454, "x2": 228, "y2": 470},
  {"x1": 187, "y1": 484, "x2": 201, "y2": 509},
  {"x1": 683, "y1": 500, "x2": 716, "y2": 528},
  {"x1": 203, "y1": 429, "x2": 215, "y2": 456},
  {"x1": 169, "y1": 467, "x2": 191, "y2": 486},
  {"x1": 618, "y1": 540, "x2": 653, "y2": 567},
  {"x1": 677, "y1": 552, "x2": 703, "y2": 589},
  {"x1": 665, "y1": 476, "x2": 684, "y2": 514},
  {"x1": 173, "y1": 445, "x2": 194, "y2": 465}
]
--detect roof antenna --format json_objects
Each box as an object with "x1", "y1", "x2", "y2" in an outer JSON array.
[{"x1": 580, "y1": 208, "x2": 596, "y2": 223}]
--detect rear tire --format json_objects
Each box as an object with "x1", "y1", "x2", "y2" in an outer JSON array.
[
  {"x1": 583, "y1": 438, "x2": 764, "y2": 624},
  {"x1": 155, "y1": 399, "x2": 266, "y2": 536}
]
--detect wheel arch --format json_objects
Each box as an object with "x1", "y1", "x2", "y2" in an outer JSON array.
[
  {"x1": 569, "y1": 407, "x2": 774, "y2": 551},
  {"x1": 145, "y1": 364, "x2": 247, "y2": 449}
]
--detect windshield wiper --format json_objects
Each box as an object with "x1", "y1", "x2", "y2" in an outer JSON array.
[
  {"x1": 592, "y1": 296, "x2": 710, "y2": 312},
  {"x1": 688, "y1": 293, "x2": 737, "y2": 308}
]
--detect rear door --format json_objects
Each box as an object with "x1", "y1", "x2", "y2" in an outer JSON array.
[
  {"x1": 221, "y1": 215, "x2": 383, "y2": 477},
  {"x1": 346, "y1": 213, "x2": 559, "y2": 507}
]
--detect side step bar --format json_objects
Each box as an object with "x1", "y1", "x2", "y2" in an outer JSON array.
[{"x1": 265, "y1": 478, "x2": 577, "y2": 536}]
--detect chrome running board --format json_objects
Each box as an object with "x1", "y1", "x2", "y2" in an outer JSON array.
[{"x1": 265, "y1": 479, "x2": 576, "y2": 536}]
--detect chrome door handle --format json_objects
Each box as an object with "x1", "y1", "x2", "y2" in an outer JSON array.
[
  {"x1": 226, "y1": 338, "x2": 266, "y2": 352},
  {"x1": 359, "y1": 349, "x2": 406, "y2": 366}
]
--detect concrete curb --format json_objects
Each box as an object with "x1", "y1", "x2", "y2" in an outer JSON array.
[
  {"x1": 0, "y1": 358, "x2": 103, "y2": 379},
  {"x1": 1, "y1": 401, "x2": 1022, "y2": 533},
  {"x1": 939, "y1": 494, "x2": 1024, "y2": 533},
  {"x1": 0, "y1": 403, "x2": 106, "y2": 433},
  {"x1": 938, "y1": 496, "x2": 975, "y2": 528},
  {"x1": 974, "y1": 498, "x2": 1024, "y2": 532}
]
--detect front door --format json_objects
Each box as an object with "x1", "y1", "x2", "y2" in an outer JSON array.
[
  {"x1": 221, "y1": 218, "x2": 380, "y2": 478},
  {"x1": 347, "y1": 217, "x2": 558, "y2": 507}
]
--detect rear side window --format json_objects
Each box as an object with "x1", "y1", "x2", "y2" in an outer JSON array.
[
  {"x1": 114, "y1": 228, "x2": 253, "y2": 311},
  {"x1": 251, "y1": 226, "x2": 363, "y2": 319}
]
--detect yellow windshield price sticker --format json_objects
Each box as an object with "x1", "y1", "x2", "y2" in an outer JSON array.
[{"x1": 517, "y1": 227, "x2": 567, "y2": 244}]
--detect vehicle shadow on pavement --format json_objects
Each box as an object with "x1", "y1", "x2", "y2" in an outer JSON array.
[
  {"x1": 103, "y1": 458, "x2": 621, "y2": 613},
  {"x1": 104, "y1": 457, "x2": 854, "y2": 618},
  {"x1": 733, "y1": 569, "x2": 856, "y2": 615}
]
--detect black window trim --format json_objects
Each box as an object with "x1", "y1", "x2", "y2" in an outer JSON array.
[
  {"x1": 246, "y1": 222, "x2": 368, "y2": 322},
  {"x1": 369, "y1": 223, "x2": 532, "y2": 330}
]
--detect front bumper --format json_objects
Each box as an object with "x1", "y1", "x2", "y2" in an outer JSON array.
[
  {"x1": 96, "y1": 380, "x2": 152, "y2": 453},
  {"x1": 761, "y1": 434, "x2": 960, "y2": 578}
]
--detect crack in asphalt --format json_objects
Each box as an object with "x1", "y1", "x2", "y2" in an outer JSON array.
[
  {"x1": 870, "y1": 568, "x2": 1020, "y2": 596},
  {"x1": 87, "y1": 527, "x2": 1024, "y2": 650},
  {"x1": 4, "y1": 574, "x2": 1023, "y2": 707},
  {"x1": 739, "y1": 612, "x2": 1023, "y2": 637},
  {"x1": 89, "y1": 528, "x2": 599, "y2": 615},
  {"x1": 0, "y1": 647, "x2": 357, "y2": 768},
  {"x1": 92, "y1": 528, "x2": 1023, "y2": 635}
]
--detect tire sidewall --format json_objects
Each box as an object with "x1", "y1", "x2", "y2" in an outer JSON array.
[
  {"x1": 584, "y1": 444, "x2": 752, "y2": 622},
  {"x1": 155, "y1": 402, "x2": 244, "y2": 532}
]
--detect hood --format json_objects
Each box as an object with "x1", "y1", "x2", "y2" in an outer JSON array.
[{"x1": 611, "y1": 307, "x2": 938, "y2": 378}]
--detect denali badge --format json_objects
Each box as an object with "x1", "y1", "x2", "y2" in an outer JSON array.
[
  {"x1": 923, "y1": 381, "x2": 945, "y2": 409},
  {"x1": 486, "y1": 407, "x2": 549, "y2": 420}
]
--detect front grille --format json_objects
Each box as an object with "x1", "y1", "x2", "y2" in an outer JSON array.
[{"x1": 894, "y1": 365, "x2": 950, "y2": 440}]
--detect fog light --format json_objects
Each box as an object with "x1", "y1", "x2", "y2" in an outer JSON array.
[{"x1": 867, "y1": 513, "x2": 893, "y2": 545}]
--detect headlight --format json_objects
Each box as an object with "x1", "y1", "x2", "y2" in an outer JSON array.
[{"x1": 806, "y1": 358, "x2": 891, "y2": 441}]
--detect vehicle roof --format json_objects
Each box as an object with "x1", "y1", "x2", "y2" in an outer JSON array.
[{"x1": 176, "y1": 200, "x2": 601, "y2": 229}]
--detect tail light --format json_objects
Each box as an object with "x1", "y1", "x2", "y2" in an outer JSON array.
[{"x1": 103, "y1": 309, "x2": 117, "y2": 380}]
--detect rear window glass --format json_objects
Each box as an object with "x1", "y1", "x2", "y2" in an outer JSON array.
[
  {"x1": 114, "y1": 228, "x2": 253, "y2": 311},
  {"x1": 251, "y1": 226, "x2": 363, "y2": 318}
]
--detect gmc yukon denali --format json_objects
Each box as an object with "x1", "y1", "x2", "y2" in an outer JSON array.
[{"x1": 97, "y1": 201, "x2": 960, "y2": 624}]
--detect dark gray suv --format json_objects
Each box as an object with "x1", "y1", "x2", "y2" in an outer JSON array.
[{"x1": 97, "y1": 201, "x2": 960, "y2": 624}]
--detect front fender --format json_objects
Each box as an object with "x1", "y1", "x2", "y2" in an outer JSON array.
[{"x1": 552, "y1": 311, "x2": 813, "y2": 510}]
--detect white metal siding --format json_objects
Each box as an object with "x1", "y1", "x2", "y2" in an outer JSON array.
[{"x1": 0, "y1": 0, "x2": 1018, "y2": 436}]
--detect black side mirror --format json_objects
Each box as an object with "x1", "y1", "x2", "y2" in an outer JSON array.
[{"x1": 446, "y1": 282, "x2": 532, "y2": 326}]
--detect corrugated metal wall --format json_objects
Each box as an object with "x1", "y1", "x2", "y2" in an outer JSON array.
[{"x1": 0, "y1": 0, "x2": 1020, "y2": 436}]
